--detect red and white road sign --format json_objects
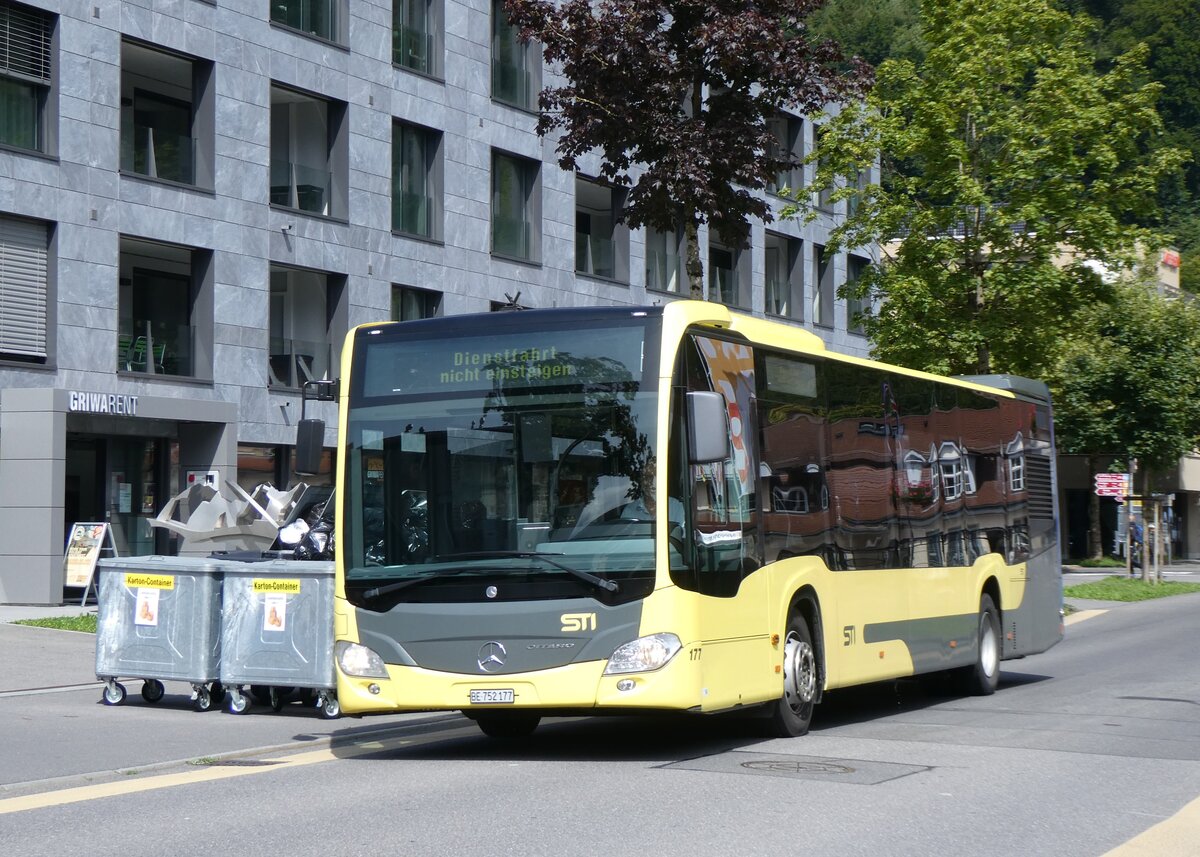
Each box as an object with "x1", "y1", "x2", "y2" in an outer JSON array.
[{"x1": 1094, "y1": 473, "x2": 1130, "y2": 497}]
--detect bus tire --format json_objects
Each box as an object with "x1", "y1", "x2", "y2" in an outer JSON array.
[
  {"x1": 958, "y1": 593, "x2": 1001, "y2": 696},
  {"x1": 474, "y1": 711, "x2": 541, "y2": 739},
  {"x1": 769, "y1": 613, "x2": 817, "y2": 737}
]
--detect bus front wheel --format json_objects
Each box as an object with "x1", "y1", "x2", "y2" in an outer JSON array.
[
  {"x1": 473, "y1": 711, "x2": 541, "y2": 739},
  {"x1": 769, "y1": 614, "x2": 817, "y2": 737},
  {"x1": 958, "y1": 593, "x2": 1001, "y2": 696}
]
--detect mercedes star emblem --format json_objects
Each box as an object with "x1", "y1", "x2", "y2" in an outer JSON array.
[{"x1": 477, "y1": 641, "x2": 507, "y2": 672}]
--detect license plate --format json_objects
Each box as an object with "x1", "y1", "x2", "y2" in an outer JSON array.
[{"x1": 469, "y1": 688, "x2": 515, "y2": 704}]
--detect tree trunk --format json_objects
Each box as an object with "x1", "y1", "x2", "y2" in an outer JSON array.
[
  {"x1": 685, "y1": 220, "x2": 705, "y2": 299},
  {"x1": 1086, "y1": 455, "x2": 1102, "y2": 560}
]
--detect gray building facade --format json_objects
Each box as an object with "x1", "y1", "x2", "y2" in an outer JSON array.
[{"x1": 0, "y1": 0, "x2": 875, "y2": 605}]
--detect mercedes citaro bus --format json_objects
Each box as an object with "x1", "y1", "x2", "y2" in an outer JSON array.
[{"x1": 297, "y1": 301, "x2": 1062, "y2": 738}]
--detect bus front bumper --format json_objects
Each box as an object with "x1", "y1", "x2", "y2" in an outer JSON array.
[{"x1": 336, "y1": 648, "x2": 704, "y2": 716}]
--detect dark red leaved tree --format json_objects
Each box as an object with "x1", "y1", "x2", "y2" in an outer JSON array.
[{"x1": 504, "y1": 0, "x2": 872, "y2": 296}]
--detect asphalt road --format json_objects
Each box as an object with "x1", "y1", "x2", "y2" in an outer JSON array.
[{"x1": 2, "y1": 590, "x2": 1198, "y2": 857}]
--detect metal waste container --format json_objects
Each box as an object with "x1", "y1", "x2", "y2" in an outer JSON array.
[
  {"x1": 95, "y1": 555, "x2": 226, "y2": 711},
  {"x1": 218, "y1": 559, "x2": 338, "y2": 717}
]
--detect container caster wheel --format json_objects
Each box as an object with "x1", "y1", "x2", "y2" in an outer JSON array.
[
  {"x1": 269, "y1": 686, "x2": 284, "y2": 712},
  {"x1": 103, "y1": 681, "x2": 127, "y2": 706},
  {"x1": 193, "y1": 686, "x2": 213, "y2": 712},
  {"x1": 141, "y1": 679, "x2": 165, "y2": 703},
  {"x1": 320, "y1": 693, "x2": 340, "y2": 719},
  {"x1": 228, "y1": 689, "x2": 249, "y2": 714}
]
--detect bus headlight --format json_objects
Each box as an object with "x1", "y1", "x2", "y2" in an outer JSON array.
[
  {"x1": 335, "y1": 641, "x2": 389, "y2": 678},
  {"x1": 603, "y1": 633, "x2": 682, "y2": 675}
]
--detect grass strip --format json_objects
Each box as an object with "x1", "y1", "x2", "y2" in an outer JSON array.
[
  {"x1": 11, "y1": 615, "x2": 98, "y2": 633},
  {"x1": 1063, "y1": 575, "x2": 1200, "y2": 602}
]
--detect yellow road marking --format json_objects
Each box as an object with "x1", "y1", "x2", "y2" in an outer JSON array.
[
  {"x1": 1102, "y1": 792, "x2": 1200, "y2": 856},
  {"x1": 1065, "y1": 609, "x2": 1107, "y2": 626},
  {"x1": 0, "y1": 725, "x2": 477, "y2": 816}
]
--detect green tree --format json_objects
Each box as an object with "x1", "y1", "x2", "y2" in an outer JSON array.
[
  {"x1": 809, "y1": 0, "x2": 924, "y2": 67},
  {"x1": 1050, "y1": 278, "x2": 1200, "y2": 559},
  {"x1": 803, "y1": 0, "x2": 1186, "y2": 377},
  {"x1": 502, "y1": 0, "x2": 871, "y2": 297}
]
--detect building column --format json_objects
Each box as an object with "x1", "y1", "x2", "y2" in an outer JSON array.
[{"x1": 0, "y1": 388, "x2": 66, "y2": 605}]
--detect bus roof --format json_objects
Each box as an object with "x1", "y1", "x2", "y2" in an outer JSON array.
[{"x1": 351, "y1": 301, "x2": 1026, "y2": 399}]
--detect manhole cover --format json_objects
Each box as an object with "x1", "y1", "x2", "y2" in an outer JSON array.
[
  {"x1": 741, "y1": 759, "x2": 855, "y2": 775},
  {"x1": 663, "y1": 751, "x2": 929, "y2": 784}
]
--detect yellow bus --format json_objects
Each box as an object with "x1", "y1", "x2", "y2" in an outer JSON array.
[{"x1": 307, "y1": 300, "x2": 1062, "y2": 737}]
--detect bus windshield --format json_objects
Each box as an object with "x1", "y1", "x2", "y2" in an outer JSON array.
[{"x1": 342, "y1": 314, "x2": 666, "y2": 603}]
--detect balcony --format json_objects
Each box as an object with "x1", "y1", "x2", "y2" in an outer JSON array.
[
  {"x1": 576, "y1": 231, "x2": 615, "y2": 279},
  {"x1": 393, "y1": 189, "x2": 432, "y2": 237},
  {"x1": 269, "y1": 337, "x2": 332, "y2": 389},
  {"x1": 645, "y1": 249, "x2": 681, "y2": 293},
  {"x1": 121, "y1": 126, "x2": 196, "y2": 185},
  {"x1": 271, "y1": 161, "x2": 331, "y2": 215},
  {"x1": 394, "y1": 26, "x2": 434, "y2": 74},
  {"x1": 118, "y1": 320, "x2": 194, "y2": 377}
]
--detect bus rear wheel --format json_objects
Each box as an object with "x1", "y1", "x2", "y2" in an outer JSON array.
[
  {"x1": 473, "y1": 711, "x2": 541, "y2": 739},
  {"x1": 769, "y1": 614, "x2": 817, "y2": 737},
  {"x1": 958, "y1": 593, "x2": 1001, "y2": 696}
]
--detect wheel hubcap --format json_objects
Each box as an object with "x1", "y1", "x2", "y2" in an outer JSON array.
[
  {"x1": 783, "y1": 631, "x2": 816, "y2": 712},
  {"x1": 980, "y1": 615, "x2": 999, "y2": 678}
]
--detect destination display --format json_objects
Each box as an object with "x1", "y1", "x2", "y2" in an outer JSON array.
[{"x1": 361, "y1": 324, "x2": 648, "y2": 398}]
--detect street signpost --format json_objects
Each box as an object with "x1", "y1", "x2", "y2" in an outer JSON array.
[{"x1": 1094, "y1": 473, "x2": 1130, "y2": 498}]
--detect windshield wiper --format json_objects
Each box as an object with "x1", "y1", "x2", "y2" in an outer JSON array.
[
  {"x1": 359, "y1": 568, "x2": 485, "y2": 601},
  {"x1": 437, "y1": 551, "x2": 619, "y2": 593}
]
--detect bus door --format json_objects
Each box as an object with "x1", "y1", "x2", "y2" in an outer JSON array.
[{"x1": 681, "y1": 334, "x2": 773, "y2": 709}]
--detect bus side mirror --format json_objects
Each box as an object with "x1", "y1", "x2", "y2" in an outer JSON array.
[
  {"x1": 687, "y1": 391, "x2": 728, "y2": 464},
  {"x1": 295, "y1": 419, "x2": 325, "y2": 476}
]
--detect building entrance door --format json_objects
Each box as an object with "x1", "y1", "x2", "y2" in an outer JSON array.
[
  {"x1": 108, "y1": 436, "x2": 170, "y2": 556},
  {"x1": 65, "y1": 437, "x2": 105, "y2": 550}
]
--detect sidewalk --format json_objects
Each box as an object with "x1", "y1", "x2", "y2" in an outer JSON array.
[{"x1": 0, "y1": 603, "x2": 97, "y2": 624}]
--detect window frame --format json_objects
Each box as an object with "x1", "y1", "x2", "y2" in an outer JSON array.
[
  {"x1": 490, "y1": 149, "x2": 541, "y2": 263},
  {"x1": 0, "y1": 0, "x2": 55, "y2": 155},
  {"x1": 391, "y1": 119, "x2": 442, "y2": 240},
  {"x1": 0, "y1": 213, "x2": 50, "y2": 364},
  {"x1": 269, "y1": 0, "x2": 347, "y2": 46},
  {"x1": 491, "y1": 0, "x2": 539, "y2": 110},
  {"x1": 269, "y1": 82, "x2": 349, "y2": 220}
]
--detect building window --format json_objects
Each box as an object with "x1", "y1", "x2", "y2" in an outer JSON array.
[
  {"x1": 575, "y1": 177, "x2": 628, "y2": 282},
  {"x1": 491, "y1": 0, "x2": 538, "y2": 110},
  {"x1": 1007, "y1": 434, "x2": 1025, "y2": 492},
  {"x1": 940, "y1": 442, "x2": 966, "y2": 501},
  {"x1": 0, "y1": 214, "x2": 48, "y2": 362},
  {"x1": 394, "y1": 0, "x2": 440, "y2": 77},
  {"x1": 491, "y1": 150, "x2": 539, "y2": 261},
  {"x1": 118, "y1": 237, "x2": 211, "y2": 378},
  {"x1": 846, "y1": 254, "x2": 869, "y2": 335},
  {"x1": 392, "y1": 120, "x2": 441, "y2": 239},
  {"x1": 270, "y1": 0, "x2": 344, "y2": 43},
  {"x1": 709, "y1": 229, "x2": 747, "y2": 308},
  {"x1": 270, "y1": 84, "x2": 347, "y2": 219},
  {"x1": 765, "y1": 232, "x2": 801, "y2": 319},
  {"x1": 813, "y1": 124, "x2": 837, "y2": 213},
  {"x1": 847, "y1": 167, "x2": 869, "y2": 217},
  {"x1": 391, "y1": 284, "x2": 441, "y2": 321},
  {"x1": 813, "y1": 243, "x2": 834, "y2": 327},
  {"x1": 0, "y1": 1, "x2": 53, "y2": 153},
  {"x1": 268, "y1": 266, "x2": 346, "y2": 389},
  {"x1": 121, "y1": 41, "x2": 213, "y2": 188},
  {"x1": 766, "y1": 113, "x2": 803, "y2": 196},
  {"x1": 645, "y1": 225, "x2": 683, "y2": 294}
]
